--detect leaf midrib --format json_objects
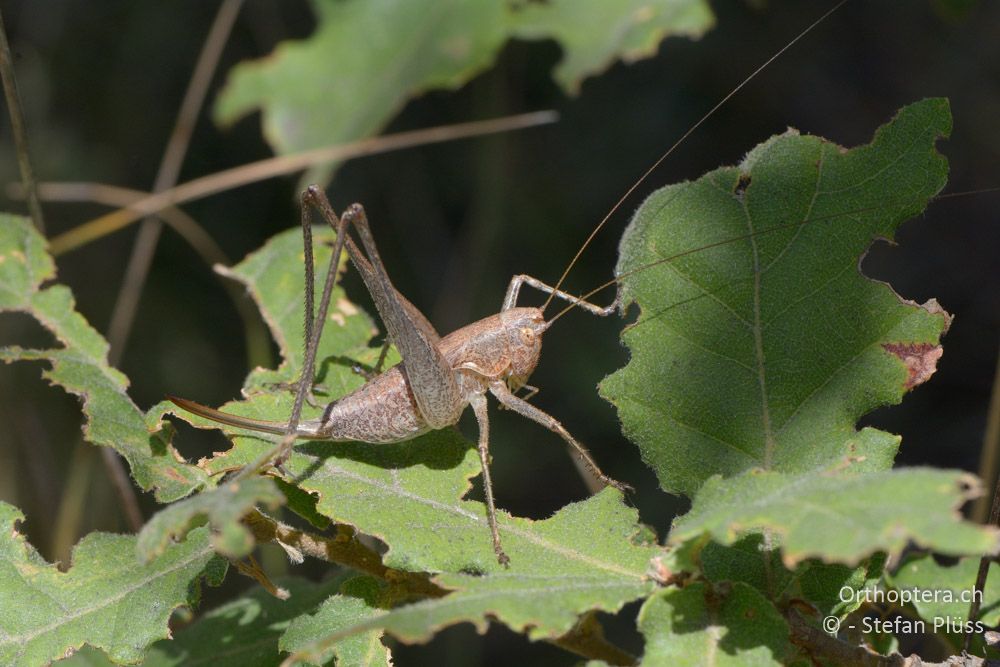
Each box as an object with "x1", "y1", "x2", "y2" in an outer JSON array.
[
  {"x1": 301, "y1": 460, "x2": 646, "y2": 579},
  {"x1": 0, "y1": 542, "x2": 214, "y2": 652}
]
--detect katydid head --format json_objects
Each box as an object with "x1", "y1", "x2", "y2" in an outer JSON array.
[{"x1": 499, "y1": 307, "x2": 547, "y2": 390}]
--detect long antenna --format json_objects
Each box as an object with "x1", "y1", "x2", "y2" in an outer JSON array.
[
  {"x1": 544, "y1": 187, "x2": 1000, "y2": 327},
  {"x1": 541, "y1": 0, "x2": 851, "y2": 313}
]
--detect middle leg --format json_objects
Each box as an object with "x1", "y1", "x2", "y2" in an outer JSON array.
[{"x1": 469, "y1": 392, "x2": 510, "y2": 566}]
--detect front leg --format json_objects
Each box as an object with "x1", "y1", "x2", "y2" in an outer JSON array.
[
  {"x1": 469, "y1": 392, "x2": 510, "y2": 566},
  {"x1": 503, "y1": 274, "x2": 618, "y2": 316}
]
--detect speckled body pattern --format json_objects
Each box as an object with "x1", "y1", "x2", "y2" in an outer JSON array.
[{"x1": 305, "y1": 307, "x2": 546, "y2": 442}]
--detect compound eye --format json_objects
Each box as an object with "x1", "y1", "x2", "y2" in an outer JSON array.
[{"x1": 519, "y1": 327, "x2": 535, "y2": 346}]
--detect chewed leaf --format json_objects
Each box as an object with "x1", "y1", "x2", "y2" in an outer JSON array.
[
  {"x1": 282, "y1": 494, "x2": 657, "y2": 661},
  {"x1": 888, "y1": 555, "x2": 1000, "y2": 628},
  {"x1": 636, "y1": 582, "x2": 788, "y2": 666},
  {"x1": 136, "y1": 477, "x2": 284, "y2": 562},
  {"x1": 602, "y1": 99, "x2": 953, "y2": 497},
  {"x1": 214, "y1": 0, "x2": 713, "y2": 183},
  {"x1": 670, "y1": 468, "x2": 1000, "y2": 565},
  {"x1": 0, "y1": 503, "x2": 222, "y2": 667},
  {"x1": 206, "y1": 413, "x2": 655, "y2": 575},
  {"x1": 217, "y1": 225, "x2": 377, "y2": 393},
  {"x1": 699, "y1": 536, "x2": 886, "y2": 619},
  {"x1": 382, "y1": 569, "x2": 651, "y2": 641},
  {"x1": 137, "y1": 576, "x2": 349, "y2": 667},
  {"x1": 281, "y1": 576, "x2": 390, "y2": 667},
  {"x1": 0, "y1": 215, "x2": 206, "y2": 502}
]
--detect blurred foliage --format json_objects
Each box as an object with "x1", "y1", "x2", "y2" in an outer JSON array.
[
  {"x1": 216, "y1": 0, "x2": 713, "y2": 184},
  {"x1": 0, "y1": 503, "x2": 225, "y2": 666}
]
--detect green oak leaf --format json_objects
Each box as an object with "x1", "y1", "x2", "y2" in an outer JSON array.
[
  {"x1": 283, "y1": 493, "x2": 657, "y2": 660},
  {"x1": 144, "y1": 576, "x2": 350, "y2": 667},
  {"x1": 0, "y1": 503, "x2": 223, "y2": 667},
  {"x1": 136, "y1": 477, "x2": 284, "y2": 561},
  {"x1": 602, "y1": 98, "x2": 953, "y2": 497},
  {"x1": 670, "y1": 468, "x2": 1000, "y2": 565},
  {"x1": 889, "y1": 554, "x2": 1000, "y2": 627},
  {"x1": 214, "y1": 0, "x2": 713, "y2": 184},
  {"x1": 794, "y1": 553, "x2": 886, "y2": 619},
  {"x1": 700, "y1": 535, "x2": 794, "y2": 601},
  {"x1": 215, "y1": 225, "x2": 379, "y2": 393},
  {"x1": 281, "y1": 576, "x2": 390, "y2": 667},
  {"x1": 0, "y1": 215, "x2": 206, "y2": 502},
  {"x1": 56, "y1": 577, "x2": 355, "y2": 666},
  {"x1": 207, "y1": 410, "x2": 653, "y2": 574},
  {"x1": 196, "y1": 424, "x2": 483, "y2": 573},
  {"x1": 700, "y1": 536, "x2": 885, "y2": 618},
  {"x1": 636, "y1": 582, "x2": 788, "y2": 666}
]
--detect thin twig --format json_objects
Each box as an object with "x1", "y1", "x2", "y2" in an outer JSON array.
[
  {"x1": 32, "y1": 182, "x2": 272, "y2": 369},
  {"x1": 965, "y1": 340, "x2": 1000, "y2": 651},
  {"x1": 0, "y1": 8, "x2": 45, "y2": 233},
  {"x1": 243, "y1": 509, "x2": 445, "y2": 599},
  {"x1": 37, "y1": 183, "x2": 233, "y2": 264},
  {"x1": 106, "y1": 0, "x2": 244, "y2": 365},
  {"x1": 41, "y1": 111, "x2": 558, "y2": 256},
  {"x1": 51, "y1": 443, "x2": 95, "y2": 564},
  {"x1": 246, "y1": 508, "x2": 636, "y2": 664},
  {"x1": 97, "y1": 0, "x2": 244, "y2": 533},
  {"x1": 973, "y1": 341, "x2": 1000, "y2": 522}
]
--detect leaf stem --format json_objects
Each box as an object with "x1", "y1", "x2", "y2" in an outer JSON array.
[
  {"x1": 244, "y1": 509, "x2": 639, "y2": 664},
  {"x1": 0, "y1": 7, "x2": 45, "y2": 233},
  {"x1": 40, "y1": 111, "x2": 557, "y2": 257},
  {"x1": 105, "y1": 0, "x2": 244, "y2": 367},
  {"x1": 965, "y1": 339, "x2": 1000, "y2": 651},
  {"x1": 243, "y1": 509, "x2": 446, "y2": 600},
  {"x1": 551, "y1": 612, "x2": 637, "y2": 666}
]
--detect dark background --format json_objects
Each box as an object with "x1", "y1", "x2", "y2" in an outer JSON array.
[{"x1": 1, "y1": 1, "x2": 997, "y2": 664}]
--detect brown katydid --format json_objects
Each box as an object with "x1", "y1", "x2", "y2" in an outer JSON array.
[{"x1": 170, "y1": 187, "x2": 631, "y2": 565}]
